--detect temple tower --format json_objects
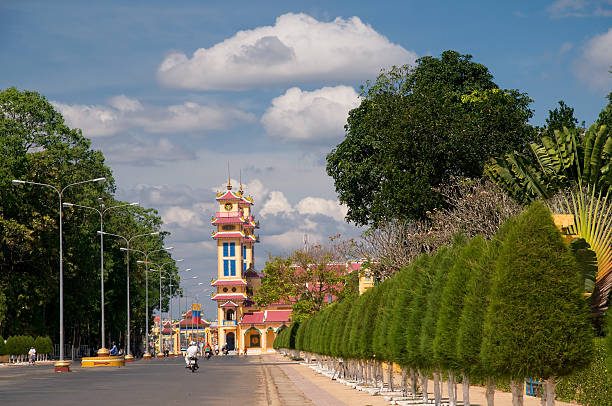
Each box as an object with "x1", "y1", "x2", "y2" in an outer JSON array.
[{"x1": 210, "y1": 180, "x2": 259, "y2": 351}]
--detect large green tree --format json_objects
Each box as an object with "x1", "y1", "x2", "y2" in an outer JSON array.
[
  {"x1": 326, "y1": 50, "x2": 535, "y2": 226},
  {"x1": 0, "y1": 87, "x2": 177, "y2": 351}
]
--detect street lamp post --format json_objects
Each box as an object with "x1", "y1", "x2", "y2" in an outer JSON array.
[
  {"x1": 133, "y1": 252, "x2": 175, "y2": 358},
  {"x1": 63, "y1": 201, "x2": 138, "y2": 355},
  {"x1": 99, "y1": 231, "x2": 159, "y2": 362},
  {"x1": 12, "y1": 177, "x2": 106, "y2": 372},
  {"x1": 147, "y1": 260, "x2": 183, "y2": 357},
  {"x1": 165, "y1": 269, "x2": 189, "y2": 356}
]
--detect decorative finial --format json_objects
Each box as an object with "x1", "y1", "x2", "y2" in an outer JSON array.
[
  {"x1": 239, "y1": 168, "x2": 243, "y2": 192},
  {"x1": 227, "y1": 178, "x2": 232, "y2": 190}
]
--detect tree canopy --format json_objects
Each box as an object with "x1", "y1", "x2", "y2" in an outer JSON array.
[
  {"x1": 0, "y1": 87, "x2": 178, "y2": 350},
  {"x1": 326, "y1": 50, "x2": 535, "y2": 226}
]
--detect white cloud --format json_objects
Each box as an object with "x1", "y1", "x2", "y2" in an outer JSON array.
[
  {"x1": 108, "y1": 95, "x2": 143, "y2": 112},
  {"x1": 261, "y1": 86, "x2": 360, "y2": 141},
  {"x1": 53, "y1": 102, "x2": 120, "y2": 137},
  {"x1": 259, "y1": 191, "x2": 294, "y2": 217},
  {"x1": 163, "y1": 206, "x2": 205, "y2": 228},
  {"x1": 574, "y1": 27, "x2": 612, "y2": 89},
  {"x1": 262, "y1": 230, "x2": 323, "y2": 253},
  {"x1": 102, "y1": 137, "x2": 196, "y2": 165},
  {"x1": 157, "y1": 13, "x2": 416, "y2": 90},
  {"x1": 295, "y1": 197, "x2": 348, "y2": 222},
  {"x1": 548, "y1": 0, "x2": 612, "y2": 17},
  {"x1": 53, "y1": 97, "x2": 255, "y2": 138},
  {"x1": 547, "y1": 0, "x2": 588, "y2": 17}
]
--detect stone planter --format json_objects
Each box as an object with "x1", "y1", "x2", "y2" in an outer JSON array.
[{"x1": 0, "y1": 355, "x2": 9, "y2": 363}]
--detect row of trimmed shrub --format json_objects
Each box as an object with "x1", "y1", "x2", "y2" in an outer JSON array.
[
  {"x1": 0, "y1": 335, "x2": 53, "y2": 362},
  {"x1": 275, "y1": 203, "x2": 603, "y2": 405}
]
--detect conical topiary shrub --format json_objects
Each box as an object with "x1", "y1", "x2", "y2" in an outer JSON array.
[
  {"x1": 481, "y1": 202, "x2": 593, "y2": 406},
  {"x1": 420, "y1": 246, "x2": 456, "y2": 404},
  {"x1": 434, "y1": 236, "x2": 488, "y2": 406}
]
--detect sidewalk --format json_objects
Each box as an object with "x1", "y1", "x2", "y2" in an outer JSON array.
[{"x1": 264, "y1": 353, "x2": 581, "y2": 406}]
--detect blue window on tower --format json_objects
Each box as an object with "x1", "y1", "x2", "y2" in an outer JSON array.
[
  {"x1": 242, "y1": 245, "x2": 247, "y2": 259},
  {"x1": 243, "y1": 262, "x2": 247, "y2": 272},
  {"x1": 223, "y1": 260, "x2": 236, "y2": 276},
  {"x1": 223, "y1": 242, "x2": 236, "y2": 257}
]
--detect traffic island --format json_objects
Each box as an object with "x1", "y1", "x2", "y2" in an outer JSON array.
[
  {"x1": 54, "y1": 360, "x2": 71, "y2": 372},
  {"x1": 81, "y1": 355, "x2": 125, "y2": 367}
]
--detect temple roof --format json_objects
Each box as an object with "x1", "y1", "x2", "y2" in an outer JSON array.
[
  {"x1": 216, "y1": 190, "x2": 254, "y2": 205},
  {"x1": 265, "y1": 310, "x2": 292, "y2": 323},
  {"x1": 212, "y1": 231, "x2": 245, "y2": 239},
  {"x1": 212, "y1": 217, "x2": 245, "y2": 225},
  {"x1": 239, "y1": 310, "x2": 291, "y2": 325},
  {"x1": 220, "y1": 300, "x2": 239, "y2": 308},
  {"x1": 211, "y1": 278, "x2": 247, "y2": 287},
  {"x1": 212, "y1": 293, "x2": 247, "y2": 301},
  {"x1": 178, "y1": 318, "x2": 209, "y2": 327},
  {"x1": 241, "y1": 312, "x2": 265, "y2": 324}
]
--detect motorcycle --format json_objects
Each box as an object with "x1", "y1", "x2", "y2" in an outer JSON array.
[
  {"x1": 205, "y1": 351, "x2": 212, "y2": 360},
  {"x1": 188, "y1": 356, "x2": 199, "y2": 372}
]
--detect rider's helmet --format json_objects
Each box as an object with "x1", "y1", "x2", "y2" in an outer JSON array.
[{"x1": 190, "y1": 341, "x2": 195, "y2": 346}]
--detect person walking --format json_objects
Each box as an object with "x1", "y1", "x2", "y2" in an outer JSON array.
[{"x1": 28, "y1": 346, "x2": 36, "y2": 364}]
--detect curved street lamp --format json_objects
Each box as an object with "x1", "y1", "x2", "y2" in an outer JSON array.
[
  {"x1": 98, "y1": 230, "x2": 158, "y2": 361},
  {"x1": 131, "y1": 249, "x2": 174, "y2": 358},
  {"x1": 63, "y1": 201, "x2": 138, "y2": 355},
  {"x1": 12, "y1": 177, "x2": 106, "y2": 372}
]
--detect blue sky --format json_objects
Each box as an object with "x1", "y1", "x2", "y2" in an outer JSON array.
[{"x1": 2, "y1": 0, "x2": 612, "y2": 318}]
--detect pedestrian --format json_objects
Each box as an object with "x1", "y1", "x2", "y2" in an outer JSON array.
[
  {"x1": 243, "y1": 346, "x2": 247, "y2": 356},
  {"x1": 28, "y1": 346, "x2": 36, "y2": 364}
]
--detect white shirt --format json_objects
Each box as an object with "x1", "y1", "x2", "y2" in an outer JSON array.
[
  {"x1": 186, "y1": 345, "x2": 198, "y2": 358},
  {"x1": 28, "y1": 348, "x2": 36, "y2": 356}
]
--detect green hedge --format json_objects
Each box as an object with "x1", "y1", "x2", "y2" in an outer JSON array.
[
  {"x1": 0, "y1": 336, "x2": 6, "y2": 355},
  {"x1": 556, "y1": 339, "x2": 612, "y2": 406},
  {"x1": 4, "y1": 335, "x2": 51, "y2": 357}
]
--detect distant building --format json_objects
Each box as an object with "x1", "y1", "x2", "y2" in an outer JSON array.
[{"x1": 211, "y1": 180, "x2": 292, "y2": 354}]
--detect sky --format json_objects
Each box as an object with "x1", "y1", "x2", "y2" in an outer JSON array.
[{"x1": 2, "y1": 0, "x2": 612, "y2": 318}]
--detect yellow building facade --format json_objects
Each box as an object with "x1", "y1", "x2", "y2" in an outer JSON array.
[{"x1": 210, "y1": 181, "x2": 292, "y2": 354}]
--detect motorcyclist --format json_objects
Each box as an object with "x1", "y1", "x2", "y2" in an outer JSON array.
[
  {"x1": 204, "y1": 342, "x2": 212, "y2": 359},
  {"x1": 185, "y1": 341, "x2": 198, "y2": 367}
]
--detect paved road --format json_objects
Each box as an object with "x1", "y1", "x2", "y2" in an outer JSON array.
[{"x1": 0, "y1": 356, "x2": 273, "y2": 406}]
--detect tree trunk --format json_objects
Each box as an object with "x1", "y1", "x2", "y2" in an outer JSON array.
[
  {"x1": 486, "y1": 376, "x2": 495, "y2": 406},
  {"x1": 388, "y1": 362, "x2": 394, "y2": 391},
  {"x1": 463, "y1": 373, "x2": 471, "y2": 406},
  {"x1": 510, "y1": 379, "x2": 524, "y2": 406},
  {"x1": 410, "y1": 368, "x2": 418, "y2": 398},
  {"x1": 448, "y1": 371, "x2": 456, "y2": 406},
  {"x1": 401, "y1": 367, "x2": 407, "y2": 396},
  {"x1": 420, "y1": 369, "x2": 429, "y2": 402},
  {"x1": 543, "y1": 378, "x2": 557, "y2": 406},
  {"x1": 434, "y1": 370, "x2": 441, "y2": 406}
]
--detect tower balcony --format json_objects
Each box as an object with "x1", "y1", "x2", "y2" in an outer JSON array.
[{"x1": 215, "y1": 210, "x2": 243, "y2": 219}]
